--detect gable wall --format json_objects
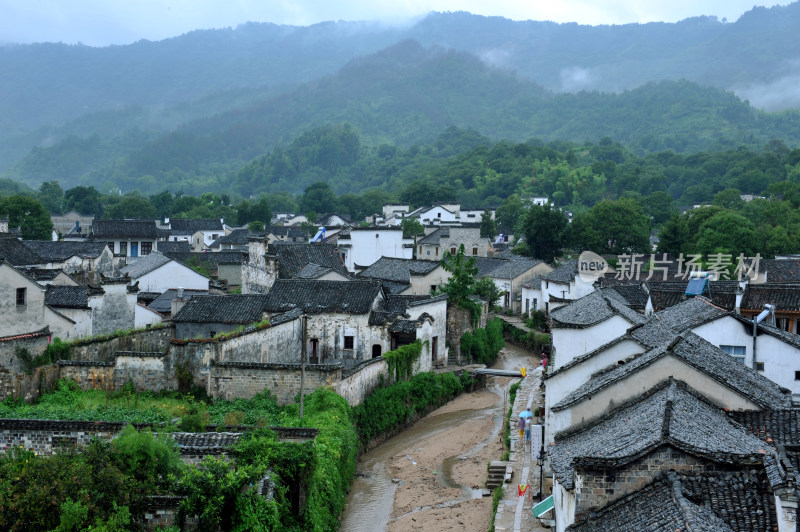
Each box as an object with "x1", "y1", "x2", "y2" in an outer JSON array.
[
  {"x1": 242, "y1": 239, "x2": 276, "y2": 294},
  {"x1": 138, "y1": 262, "x2": 209, "y2": 292},
  {"x1": 573, "y1": 446, "x2": 740, "y2": 523},
  {"x1": 0, "y1": 264, "x2": 46, "y2": 338},
  {"x1": 549, "y1": 356, "x2": 762, "y2": 441},
  {"x1": 545, "y1": 339, "x2": 644, "y2": 416},
  {"x1": 409, "y1": 268, "x2": 452, "y2": 295},
  {"x1": 551, "y1": 315, "x2": 633, "y2": 371},
  {"x1": 89, "y1": 286, "x2": 136, "y2": 336}
]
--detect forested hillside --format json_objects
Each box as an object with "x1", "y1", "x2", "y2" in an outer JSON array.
[{"x1": 7, "y1": 40, "x2": 800, "y2": 195}]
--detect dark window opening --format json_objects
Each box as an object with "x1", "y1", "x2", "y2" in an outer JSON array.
[
  {"x1": 16, "y1": 288, "x2": 26, "y2": 306},
  {"x1": 372, "y1": 344, "x2": 382, "y2": 358},
  {"x1": 209, "y1": 331, "x2": 216, "y2": 338},
  {"x1": 472, "y1": 247, "x2": 478, "y2": 256},
  {"x1": 795, "y1": 371, "x2": 800, "y2": 381},
  {"x1": 141, "y1": 241, "x2": 153, "y2": 255},
  {"x1": 755, "y1": 362, "x2": 765, "y2": 371},
  {"x1": 344, "y1": 335, "x2": 354, "y2": 349}
]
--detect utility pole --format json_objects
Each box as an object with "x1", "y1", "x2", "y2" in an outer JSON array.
[{"x1": 299, "y1": 313, "x2": 307, "y2": 421}]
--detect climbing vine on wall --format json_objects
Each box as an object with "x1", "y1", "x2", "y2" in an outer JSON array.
[{"x1": 384, "y1": 340, "x2": 428, "y2": 382}]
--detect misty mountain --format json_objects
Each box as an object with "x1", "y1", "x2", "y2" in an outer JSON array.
[
  {"x1": 9, "y1": 39, "x2": 800, "y2": 195},
  {"x1": 2, "y1": 4, "x2": 800, "y2": 192}
]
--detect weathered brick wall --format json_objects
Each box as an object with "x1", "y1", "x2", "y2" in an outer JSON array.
[
  {"x1": 208, "y1": 361, "x2": 343, "y2": 404},
  {"x1": 0, "y1": 332, "x2": 51, "y2": 373},
  {"x1": 445, "y1": 303, "x2": 487, "y2": 364},
  {"x1": 70, "y1": 326, "x2": 173, "y2": 362},
  {"x1": 574, "y1": 446, "x2": 740, "y2": 519},
  {"x1": 0, "y1": 365, "x2": 60, "y2": 402},
  {"x1": 333, "y1": 356, "x2": 388, "y2": 406},
  {"x1": 58, "y1": 361, "x2": 115, "y2": 391},
  {"x1": 0, "y1": 419, "x2": 125, "y2": 455}
]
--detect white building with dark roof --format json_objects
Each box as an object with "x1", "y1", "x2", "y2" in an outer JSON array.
[{"x1": 120, "y1": 251, "x2": 209, "y2": 293}]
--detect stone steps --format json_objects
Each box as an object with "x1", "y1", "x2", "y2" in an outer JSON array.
[{"x1": 487, "y1": 460, "x2": 513, "y2": 489}]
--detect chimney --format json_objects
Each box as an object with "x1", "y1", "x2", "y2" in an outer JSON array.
[{"x1": 171, "y1": 287, "x2": 187, "y2": 316}]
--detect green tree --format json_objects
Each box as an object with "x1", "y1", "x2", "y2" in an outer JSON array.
[
  {"x1": 519, "y1": 202, "x2": 568, "y2": 262},
  {"x1": 103, "y1": 195, "x2": 158, "y2": 219},
  {"x1": 0, "y1": 195, "x2": 53, "y2": 239},
  {"x1": 236, "y1": 195, "x2": 271, "y2": 226},
  {"x1": 479, "y1": 209, "x2": 497, "y2": 239},
  {"x1": 400, "y1": 218, "x2": 425, "y2": 239},
  {"x1": 642, "y1": 191, "x2": 677, "y2": 226},
  {"x1": 495, "y1": 194, "x2": 524, "y2": 235},
  {"x1": 695, "y1": 211, "x2": 758, "y2": 257},
  {"x1": 64, "y1": 186, "x2": 103, "y2": 217},
  {"x1": 712, "y1": 188, "x2": 746, "y2": 210},
  {"x1": 568, "y1": 198, "x2": 651, "y2": 255},
  {"x1": 300, "y1": 182, "x2": 338, "y2": 215},
  {"x1": 656, "y1": 214, "x2": 689, "y2": 256},
  {"x1": 148, "y1": 190, "x2": 174, "y2": 219},
  {"x1": 438, "y1": 244, "x2": 481, "y2": 320},
  {"x1": 38, "y1": 181, "x2": 64, "y2": 214}
]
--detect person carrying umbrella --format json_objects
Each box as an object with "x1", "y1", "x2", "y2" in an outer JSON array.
[{"x1": 521, "y1": 408, "x2": 533, "y2": 451}]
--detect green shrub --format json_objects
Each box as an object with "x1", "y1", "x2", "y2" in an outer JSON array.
[{"x1": 112, "y1": 425, "x2": 182, "y2": 491}]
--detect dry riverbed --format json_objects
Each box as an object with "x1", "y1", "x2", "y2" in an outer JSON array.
[{"x1": 386, "y1": 387, "x2": 504, "y2": 532}]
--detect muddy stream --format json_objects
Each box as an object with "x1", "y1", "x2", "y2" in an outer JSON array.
[{"x1": 339, "y1": 346, "x2": 533, "y2": 532}]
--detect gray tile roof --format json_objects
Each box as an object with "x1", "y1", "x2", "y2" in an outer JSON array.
[
  {"x1": 295, "y1": 263, "x2": 335, "y2": 279},
  {"x1": 168, "y1": 218, "x2": 223, "y2": 235},
  {"x1": 23, "y1": 240, "x2": 108, "y2": 262},
  {"x1": 269, "y1": 242, "x2": 350, "y2": 280},
  {"x1": 147, "y1": 288, "x2": 209, "y2": 313},
  {"x1": 550, "y1": 289, "x2": 647, "y2": 329},
  {"x1": 92, "y1": 219, "x2": 166, "y2": 239},
  {"x1": 157, "y1": 240, "x2": 191, "y2": 253},
  {"x1": 630, "y1": 296, "x2": 728, "y2": 348},
  {"x1": 162, "y1": 251, "x2": 246, "y2": 269},
  {"x1": 758, "y1": 259, "x2": 800, "y2": 283},
  {"x1": 678, "y1": 469, "x2": 778, "y2": 532},
  {"x1": 483, "y1": 255, "x2": 543, "y2": 280},
  {"x1": 23, "y1": 268, "x2": 65, "y2": 281},
  {"x1": 261, "y1": 279, "x2": 382, "y2": 315},
  {"x1": 544, "y1": 259, "x2": 579, "y2": 283},
  {"x1": 605, "y1": 284, "x2": 648, "y2": 309},
  {"x1": 552, "y1": 379, "x2": 775, "y2": 490},
  {"x1": 647, "y1": 281, "x2": 741, "y2": 311},
  {"x1": 742, "y1": 283, "x2": 800, "y2": 312},
  {"x1": 553, "y1": 333, "x2": 793, "y2": 411},
  {"x1": 44, "y1": 285, "x2": 89, "y2": 309},
  {"x1": 729, "y1": 409, "x2": 800, "y2": 446},
  {"x1": 210, "y1": 228, "x2": 249, "y2": 247},
  {"x1": 171, "y1": 294, "x2": 269, "y2": 324},
  {"x1": 569, "y1": 471, "x2": 769, "y2": 532},
  {"x1": 358, "y1": 257, "x2": 440, "y2": 284},
  {"x1": 418, "y1": 227, "x2": 448, "y2": 245},
  {"x1": 369, "y1": 294, "x2": 446, "y2": 326},
  {"x1": 120, "y1": 251, "x2": 173, "y2": 278},
  {"x1": 0, "y1": 234, "x2": 43, "y2": 265}
]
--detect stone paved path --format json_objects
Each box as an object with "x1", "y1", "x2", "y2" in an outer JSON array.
[{"x1": 493, "y1": 363, "x2": 550, "y2": 532}]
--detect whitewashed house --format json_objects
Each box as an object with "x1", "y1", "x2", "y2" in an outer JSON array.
[
  {"x1": 520, "y1": 259, "x2": 596, "y2": 316},
  {"x1": 336, "y1": 228, "x2": 413, "y2": 272},
  {"x1": 120, "y1": 251, "x2": 209, "y2": 293}
]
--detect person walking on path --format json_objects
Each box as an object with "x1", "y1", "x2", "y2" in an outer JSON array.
[
  {"x1": 524, "y1": 410, "x2": 532, "y2": 452},
  {"x1": 518, "y1": 413, "x2": 525, "y2": 443}
]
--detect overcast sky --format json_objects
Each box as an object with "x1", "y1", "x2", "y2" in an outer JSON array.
[{"x1": 0, "y1": 1, "x2": 790, "y2": 47}]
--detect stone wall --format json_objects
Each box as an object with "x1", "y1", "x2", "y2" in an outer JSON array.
[
  {"x1": 70, "y1": 325, "x2": 173, "y2": 362},
  {"x1": 445, "y1": 303, "x2": 487, "y2": 364},
  {"x1": 0, "y1": 364, "x2": 60, "y2": 402},
  {"x1": 208, "y1": 361, "x2": 343, "y2": 404},
  {"x1": 574, "y1": 445, "x2": 741, "y2": 520},
  {"x1": 333, "y1": 356, "x2": 388, "y2": 406},
  {"x1": 0, "y1": 328, "x2": 52, "y2": 373}
]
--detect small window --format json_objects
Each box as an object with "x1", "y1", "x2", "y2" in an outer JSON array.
[
  {"x1": 119, "y1": 242, "x2": 127, "y2": 256},
  {"x1": 451, "y1": 247, "x2": 456, "y2": 254},
  {"x1": 212, "y1": 233, "x2": 219, "y2": 240},
  {"x1": 209, "y1": 331, "x2": 217, "y2": 338},
  {"x1": 419, "y1": 246, "x2": 422, "y2": 255},
  {"x1": 344, "y1": 336, "x2": 354, "y2": 349},
  {"x1": 755, "y1": 362, "x2": 765, "y2": 371},
  {"x1": 141, "y1": 242, "x2": 152, "y2": 255},
  {"x1": 721, "y1": 345, "x2": 746, "y2": 364},
  {"x1": 795, "y1": 371, "x2": 800, "y2": 381},
  {"x1": 16, "y1": 288, "x2": 26, "y2": 306},
  {"x1": 472, "y1": 247, "x2": 478, "y2": 256},
  {"x1": 437, "y1": 212, "x2": 441, "y2": 218},
  {"x1": 431, "y1": 285, "x2": 437, "y2": 293},
  {"x1": 435, "y1": 246, "x2": 439, "y2": 256},
  {"x1": 107, "y1": 242, "x2": 115, "y2": 252},
  {"x1": 427, "y1": 251, "x2": 430, "y2": 256}
]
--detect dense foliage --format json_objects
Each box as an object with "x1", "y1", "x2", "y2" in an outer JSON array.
[
  {"x1": 351, "y1": 371, "x2": 473, "y2": 448},
  {"x1": 459, "y1": 318, "x2": 506, "y2": 366}
]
